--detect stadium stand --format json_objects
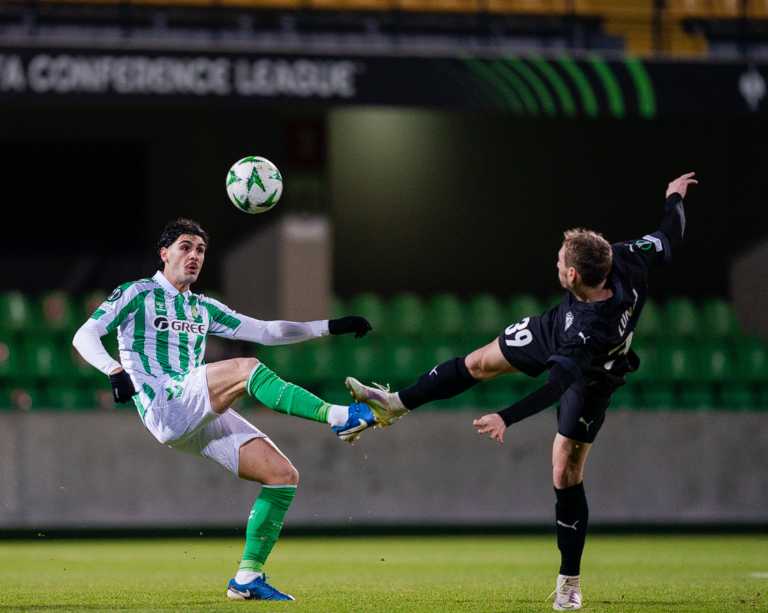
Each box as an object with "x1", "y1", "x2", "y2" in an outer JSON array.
[
  {"x1": 0, "y1": 289, "x2": 765, "y2": 411},
  {"x1": 6, "y1": 0, "x2": 768, "y2": 57}
]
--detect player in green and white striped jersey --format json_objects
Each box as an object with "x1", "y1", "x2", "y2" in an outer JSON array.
[{"x1": 73, "y1": 218, "x2": 376, "y2": 601}]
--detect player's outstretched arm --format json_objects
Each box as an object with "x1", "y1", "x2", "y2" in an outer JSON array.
[
  {"x1": 328, "y1": 316, "x2": 372, "y2": 339},
  {"x1": 666, "y1": 172, "x2": 697, "y2": 199},
  {"x1": 474, "y1": 414, "x2": 507, "y2": 444},
  {"x1": 73, "y1": 320, "x2": 136, "y2": 403},
  {"x1": 659, "y1": 172, "x2": 696, "y2": 250},
  {"x1": 231, "y1": 315, "x2": 371, "y2": 345},
  {"x1": 474, "y1": 363, "x2": 577, "y2": 445}
]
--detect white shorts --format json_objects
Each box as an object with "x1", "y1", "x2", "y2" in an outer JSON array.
[{"x1": 133, "y1": 365, "x2": 266, "y2": 475}]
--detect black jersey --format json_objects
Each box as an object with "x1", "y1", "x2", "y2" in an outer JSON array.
[{"x1": 500, "y1": 228, "x2": 672, "y2": 387}]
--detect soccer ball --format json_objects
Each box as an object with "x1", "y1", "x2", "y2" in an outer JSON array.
[{"x1": 226, "y1": 156, "x2": 283, "y2": 214}]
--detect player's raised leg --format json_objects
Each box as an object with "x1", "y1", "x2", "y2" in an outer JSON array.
[
  {"x1": 346, "y1": 338, "x2": 519, "y2": 426},
  {"x1": 207, "y1": 357, "x2": 375, "y2": 442},
  {"x1": 549, "y1": 434, "x2": 592, "y2": 611},
  {"x1": 226, "y1": 437, "x2": 298, "y2": 601}
]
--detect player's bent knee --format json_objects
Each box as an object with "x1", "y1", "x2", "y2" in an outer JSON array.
[
  {"x1": 553, "y1": 462, "x2": 582, "y2": 489},
  {"x1": 269, "y1": 464, "x2": 299, "y2": 486},
  {"x1": 233, "y1": 357, "x2": 260, "y2": 380}
]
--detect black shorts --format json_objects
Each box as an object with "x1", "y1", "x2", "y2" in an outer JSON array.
[
  {"x1": 497, "y1": 314, "x2": 553, "y2": 377},
  {"x1": 498, "y1": 315, "x2": 613, "y2": 444},
  {"x1": 556, "y1": 380, "x2": 613, "y2": 443}
]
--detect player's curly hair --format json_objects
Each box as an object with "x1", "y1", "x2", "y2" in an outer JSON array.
[
  {"x1": 157, "y1": 218, "x2": 209, "y2": 270},
  {"x1": 562, "y1": 228, "x2": 612, "y2": 287}
]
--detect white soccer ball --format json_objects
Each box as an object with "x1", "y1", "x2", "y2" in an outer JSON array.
[{"x1": 226, "y1": 156, "x2": 283, "y2": 214}]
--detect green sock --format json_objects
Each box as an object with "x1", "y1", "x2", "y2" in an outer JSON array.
[
  {"x1": 239, "y1": 485, "x2": 296, "y2": 574},
  {"x1": 247, "y1": 364, "x2": 330, "y2": 424}
]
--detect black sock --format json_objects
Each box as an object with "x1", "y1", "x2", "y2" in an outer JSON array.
[
  {"x1": 398, "y1": 356, "x2": 478, "y2": 410},
  {"x1": 555, "y1": 482, "x2": 588, "y2": 576}
]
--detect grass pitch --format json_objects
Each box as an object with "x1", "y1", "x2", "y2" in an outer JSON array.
[{"x1": 0, "y1": 535, "x2": 766, "y2": 612}]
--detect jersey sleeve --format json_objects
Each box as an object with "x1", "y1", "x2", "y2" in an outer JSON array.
[
  {"x1": 547, "y1": 324, "x2": 607, "y2": 381},
  {"x1": 612, "y1": 230, "x2": 671, "y2": 271},
  {"x1": 201, "y1": 296, "x2": 245, "y2": 339},
  {"x1": 612, "y1": 192, "x2": 685, "y2": 270},
  {"x1": 88, "y1": 282, "x2": 145, "y2": 335}
]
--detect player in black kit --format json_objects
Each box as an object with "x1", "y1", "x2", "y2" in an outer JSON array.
[{"x1": 345, "y1": 173, "x2": 697, "y2": 611}]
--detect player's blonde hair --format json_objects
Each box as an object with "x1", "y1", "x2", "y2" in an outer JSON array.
[{"x1": 562, "y1": 229, "x2": 612, "y2": 287}]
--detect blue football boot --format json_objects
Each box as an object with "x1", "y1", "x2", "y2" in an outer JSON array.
[
  {"x1": 226, "y1": 575, "x2": 295, "y2": 601},
  {"x1": 332, "y1": 402, "x2": 376, "y2": 443}
]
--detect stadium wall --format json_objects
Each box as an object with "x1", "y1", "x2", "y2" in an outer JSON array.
[{"x1": 1, "y1": 409, "x2": 766, "y2": 530}]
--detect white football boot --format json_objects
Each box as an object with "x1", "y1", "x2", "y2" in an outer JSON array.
[
  {"x1": 548, "y1": 574, "x2": 582, "y2": 610},
  {"x1": 344, "y1": 377, "x2": 408, "y2": 427}
]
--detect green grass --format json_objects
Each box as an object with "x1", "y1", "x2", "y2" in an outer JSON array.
[{"x1": 0, "y1": 535, "x2": 766, "y2": 612}]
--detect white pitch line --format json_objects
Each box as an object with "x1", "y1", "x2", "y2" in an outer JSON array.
[{"x1": 750, "y1": 572, "x2": 768, "y2": 578}]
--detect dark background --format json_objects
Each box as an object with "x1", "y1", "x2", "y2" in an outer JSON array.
[{"x1": 0, "y1": 103, "x2": 764, "y2": 301}]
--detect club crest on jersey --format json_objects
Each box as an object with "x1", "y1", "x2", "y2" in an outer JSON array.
[
  {"x1": 565, "y1": 311, "x2": 574, "y2": 331},
  {"x1": 152, "y1": 315, "x2": 207, "y2": 335},
  {"x1": 190, "y1": 305, "x2": 200, "y2": 319}
]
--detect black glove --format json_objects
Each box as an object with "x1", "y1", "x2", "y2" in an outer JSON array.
[
  {"x1": 109, "y1": 369, "x2": 136, "y2": 404},
  {"x1": 328, "y1": 316, "x2": 372, "y2": 339}
]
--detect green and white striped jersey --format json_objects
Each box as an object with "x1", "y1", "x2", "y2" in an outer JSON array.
[{"x1": 90, "y1": 271, "x2": 243, "y2": 386}]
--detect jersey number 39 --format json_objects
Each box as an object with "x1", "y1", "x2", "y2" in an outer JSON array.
[{"x1": 505, "y1": 318, "x2": 533, "y2": 347}]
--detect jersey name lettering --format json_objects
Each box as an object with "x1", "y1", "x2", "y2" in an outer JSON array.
[{"x1": 618, "y1": 289, "x2": 639, "y2": 337}]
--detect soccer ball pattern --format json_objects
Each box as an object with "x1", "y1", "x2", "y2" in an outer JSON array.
[{"x1": 226, "y1": 156, "x2": 283, "y2": 214}]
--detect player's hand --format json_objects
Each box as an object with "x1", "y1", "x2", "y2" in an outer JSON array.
[
  {"x1": 473, "y1": 413, "x2": 507, "y2": 444},
  {"x1": 328, "y1": 316, "x2": 372, "y2": 339},
  {"x1": 666, "y1": 172, "x2": 697, "y2": 199},
  {"x1": 108, "y1": 368, "x2": 136, "y2": 404}
]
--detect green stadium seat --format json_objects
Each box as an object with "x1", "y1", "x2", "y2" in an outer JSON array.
[
  {"x1": 26, "y1": 339, "x2": 72, "y2": 381},
  {"x1": 634, "y1": 297, "x2": 663, "y2": 338},
  {"x1": 508, "y1": 294, "x2": 543, "y2": 324},
  {"x1": 719, "y1": 384, "x2": 754, "y2": 409},
  {"x1": 733, "y1": 337, "x2": 768, "y2": 383},
  {"x1": 665, "y1": 297, "x2": 698, "y2": 336},
  {"x1": 383, "y1": 340, "x2": 426, "y2": 385},
  {"x1": 639, "y1": 384, "x2": 675, "y2": 409},
  {"x1": 304, "y1": 341, "x2": 338, "y2": 385},
  {"x1": 656, "y1": 342, "x2": 697, "y2": 382},
  {"x1": 467, "y1": 294, "x2": 506, "y2": 336},
  {"x1": 0, "y1": 291, "x2": 34, "y2": 334},
  {"x1": 0, "y1": 338, "x2": 26, "y2": 381},
  {"x1": 609, "y1": 385, "x2": 635, "y2": 408},
  {"x1": 343, "y1": 341, "x2": 385, "y2": 383},
  {"x1": 350, "y1": 294, "x2": 387, "y2": 331},
  {"x1": 678, "y1": 385, "x2": 714, "y2": 409},
  {"x1": 388, "y1": 293, "x2": 427, "y2": 336},
  {"x1": 80, "y1": 291, "x2": 108, "y2": 320},
  {"x1": 696, "y1": 342, "x2": 734, "y2": 383},
  {"x1": 628, "y1": 341, "x2": 659, "y2": 383},
  {"x1": 330, "y1": 296, "x2": 348, "y2": 320},
  {"x1": 545, "y1": 294, "x2": 564, "y2": 310},
  {"x1": 432, "y1": 386, "x2": 480, "y2": 409},
  {"x1": 40, "y1": 291, "x2": 77, "y2": 334},
  {"x1": 319, "y1": 383, "x2": 354, "y2": 407},
  {"x1": 427, "y1": 294, "x2": 465, "y2": 336},
  {"x1": 478, "y1": 376, "x2": 518, "y2": 408},
  {"x1": 0, "y1": 386, "x2": 43, "y2": 410},
  {"x1": 47, "y1": 386, "x2": 94, "y2": 410},
  {"x1": 255, "y1": 344, "x2": 308, "y2": 384},
  {"x1": 701, "y1": 299, "x2": 740, "y2": 338},
  {"x1": 423, "y1": 338, "x2": 460, "y2": 371}
]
